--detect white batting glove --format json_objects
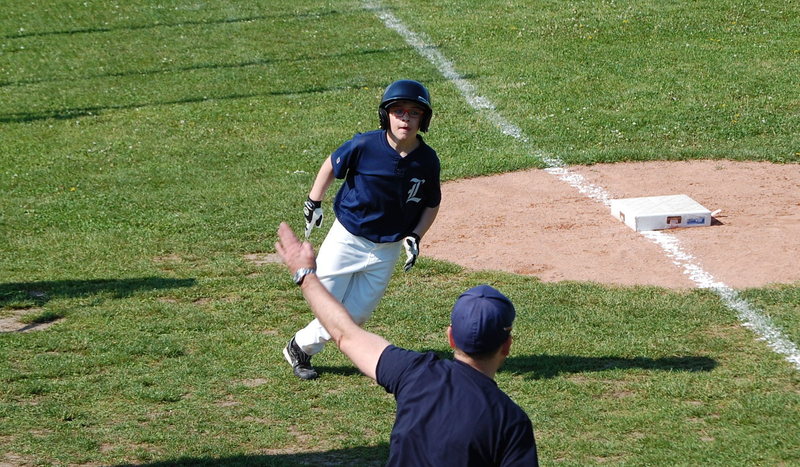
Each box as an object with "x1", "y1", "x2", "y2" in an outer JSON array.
[
  {"x1": 303, "y1": 197, "x2": 323, "y2": 238},
  {"x1": 403, "y1": 233, "x2": 420, "y2": 272}
]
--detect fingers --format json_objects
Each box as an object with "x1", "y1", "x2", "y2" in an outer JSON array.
[
  {"x1": 300, "y1": 241, "x2": 316, "y2": 260},
  {"x1": 403, "y1": 252, "x2": 416, "y2": 271},
  {"x1": 276, "y1": 222, "x2": 317, "y2": 273},
  {"x1": 278, "y1": 222, "x2": 299, "y2": 243},
  {"x1": 304, "y1": 208, "x2": 323, "y2": 238},
  {"x1": 277, "y1": 222, "x2": 301, "y2": 257},
  {"x1": 276, "y1": 222, "x2": 295, "y2": 259}
]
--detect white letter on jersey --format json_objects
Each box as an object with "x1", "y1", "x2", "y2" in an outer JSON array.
[{"x1": 407, "y1": 178, "x2": 425, "y2": 204}]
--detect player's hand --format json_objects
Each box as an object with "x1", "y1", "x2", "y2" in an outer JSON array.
[
  {"x1": 303, "y1": 197, "x2": 323, "y2": 238},
  {"x1": 276, "y1": 222, "x2": 317, "y2": 275},
  {"x1": 403, "y1": 233, "x2": 420, "y2": 272}
]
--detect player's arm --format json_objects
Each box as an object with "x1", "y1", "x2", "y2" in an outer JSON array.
[
  {"x1": 308, "y1": 156, "x2": 334, "y2": 201},
  {"x1": 402, "y1": 205, "x2": 440, "y2": 272},
  {"x1": 410, "y1": 204, "x2": 439, "y2": 238},
  {"x1": 275, "y1": 222, "x2": 390, "y2": 380},
  {"x1": 304, "y1": 157, "x2": 335, "y2": 237}
]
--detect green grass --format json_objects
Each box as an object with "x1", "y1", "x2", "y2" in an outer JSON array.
[{"x1": 1, "y1": 0, "x2": 799, "y2": 465}]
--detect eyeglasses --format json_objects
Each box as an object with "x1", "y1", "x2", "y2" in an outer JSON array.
[{"x1": 388, "y1": 107, "x2": 425, "y2": 119}]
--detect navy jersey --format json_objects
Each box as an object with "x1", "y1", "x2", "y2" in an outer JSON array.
[
  {"x1": 331, "y1": 130, "x2": 441, "y2": 243},
  {"x1": 376, "y1": 345, "x2": 538, "y2": 467}
]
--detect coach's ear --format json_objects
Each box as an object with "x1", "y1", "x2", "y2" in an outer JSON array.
[
  {"x1": 447, "y1": 326, "x2": 456, "y2": 349},
  {"x1": 500, "y1": 334, "x2": 512, "y2": 357}
]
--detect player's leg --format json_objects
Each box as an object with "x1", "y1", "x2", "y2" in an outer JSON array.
[
  {"x1": 293, "y1": 220, "x2": 364, "y2": 354},
  {"x1": 341, "y1": 240, "x2": 403, "y2": 326},
  {"x1": 284, "y1": 220, "x2": 367, "y2": 379},
  {"x1": 287, "y1": 240, "x2": 400, "y2": 379}
]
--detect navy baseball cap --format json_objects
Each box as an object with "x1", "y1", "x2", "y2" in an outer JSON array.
[{"x1": 451, "y1": 285, "x2": 516, "y2": 354}]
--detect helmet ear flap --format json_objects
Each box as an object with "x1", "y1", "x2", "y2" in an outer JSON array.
[
  {"x1": 378, "y1": 107, "x2": 389, "y2": 130},
  {"x1": 420, "y1": 112, "x2": 431, "y2": 133}
]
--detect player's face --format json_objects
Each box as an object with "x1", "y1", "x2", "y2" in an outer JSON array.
[{"x1": 387, "y1": 102, "x2": 425, "y2": 140}]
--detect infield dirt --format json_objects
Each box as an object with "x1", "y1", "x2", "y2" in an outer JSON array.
[{"x1": 425, "y1": 160, "x2": 800, "y2": 289}]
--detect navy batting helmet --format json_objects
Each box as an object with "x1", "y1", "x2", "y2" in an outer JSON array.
[{"x1": 378, "y1": 79, "x2": 432, "y2": 132}]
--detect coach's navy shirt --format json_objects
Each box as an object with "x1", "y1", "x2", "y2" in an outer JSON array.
[
  {"x1": 376, "y1": 345, "x2": 538, "y2": 467},
  {"x1": 331, "y1": 130, "x2": 441, "y2": 243}
]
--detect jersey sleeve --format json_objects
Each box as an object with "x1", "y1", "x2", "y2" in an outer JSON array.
[
  {"x1": 330, "y1": 134, "x2": 361, "y2": 179},
  {"x1": 425, "y1": 155, "x2": 442, "y2": 208},
  {"x1": 376, "y1": 345, "x2": 425, "y2": 395},
  {"x1": 500, "y1": 414, "x2": 539, "y2": 466}
]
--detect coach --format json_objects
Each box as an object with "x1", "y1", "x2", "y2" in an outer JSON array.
[{"x1": 275, "y1": 222, "x2": 538, "y2": 466}]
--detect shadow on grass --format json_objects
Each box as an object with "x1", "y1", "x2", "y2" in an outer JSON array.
[
  {"x1": 505, "y1": 354, "x2": 717, "y2": 379},
  {"x1": 322, "y1": 349, "x2": 718, "y2": 378},
  {"x1": 0, "y1": 47, "x2": 408, "y2": 88},
  {"x1": 0, "y1": 85, "x2": 364, "y2": 123},
  {"x1": 305, "y1": 351, "x2": 715, "y2": 381},
  {"x1": 0, "y1": 277, "x2": 196, "y2": 307},
  {"x1": 0, "y1": 71, "x2": 465, "y2": 123},
  {"x1": 115, "y1": 444, "x2": 389, "y2": 467},
  {"x1": 2, "y1": 10, "x2": 344, "y2": 40},
  {"x1": 312, "y1": 365, "x2": 364, "y2": 377}
]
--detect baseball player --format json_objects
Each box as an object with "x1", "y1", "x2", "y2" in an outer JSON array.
[{"x1": 283, "y1": 79, "x2": 442, "y2": 380}]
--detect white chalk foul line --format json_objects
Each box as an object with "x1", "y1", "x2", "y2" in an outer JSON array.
[
  {"x1": 643, "y1": 231, "x2": 800, "y2": 369},
  {"x1": 365, "y1": 0, "x2": 800, "y2": 370}
]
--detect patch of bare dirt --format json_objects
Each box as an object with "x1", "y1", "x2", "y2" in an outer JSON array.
[
  {"x1": 244, "y1": 253, "x2": 282, "y2": 266},
  {"x1": 0, "y1": 309, "x2": 60, "y2": 333}
]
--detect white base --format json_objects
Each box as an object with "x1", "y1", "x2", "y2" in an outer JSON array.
[{"x1": 610, "y1": 194, "x2": 712, "y2": 231}]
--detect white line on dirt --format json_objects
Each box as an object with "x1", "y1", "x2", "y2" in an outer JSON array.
[{"x1": 365, "y1": 0, "x2": 800, "y2": 370}]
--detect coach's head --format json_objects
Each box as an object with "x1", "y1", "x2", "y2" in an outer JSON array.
[{"x1": 448, "y1": 285, "x2": 516, "y2": 366}]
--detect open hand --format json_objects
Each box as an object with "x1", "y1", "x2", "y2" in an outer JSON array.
[{"x1": 276, "y1": 222, "x2": 317, "y2": 275}]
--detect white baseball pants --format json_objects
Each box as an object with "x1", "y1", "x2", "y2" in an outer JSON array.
[{"x1": 294, "y1": 219, "x2": 403, "y2": 356}]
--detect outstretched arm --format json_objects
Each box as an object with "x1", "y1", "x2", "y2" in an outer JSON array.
[{"x1": 275, "y1": 222, "x2": 390, "y2": 380}]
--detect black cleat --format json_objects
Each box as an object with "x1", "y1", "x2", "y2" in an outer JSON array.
[{"x1": 283, "y1": 337, "x2": 319, "y2": 380}]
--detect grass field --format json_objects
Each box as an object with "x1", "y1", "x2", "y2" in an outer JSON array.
[{"x1": 2, "y1": 0, "x2": 799, "y2": 465}]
